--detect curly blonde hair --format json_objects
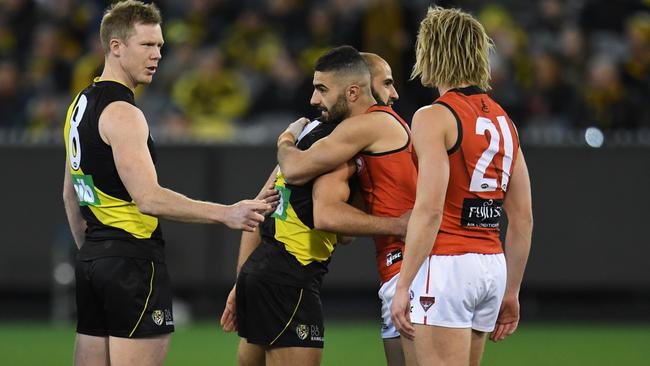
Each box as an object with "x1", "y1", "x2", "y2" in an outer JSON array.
[{"x1": 412, "y1": 6, "x2": 494, "y2": 90}]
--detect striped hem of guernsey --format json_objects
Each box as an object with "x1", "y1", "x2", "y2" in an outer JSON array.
[
  {"x1": 270, "y1": 288, "x2": 304, "y2": 346},
  {"x1": 68, "y1": 166, "x2": 159, "y2": 239},
  {"x1": 273, "y1": 203, "x2": 336, "y2": 265},
  {"x1": 129, "y1": 261, "x2": 155, "y2": 337},
  {"x1": 87, "y1": 183, "x2": 159, "y2": 239}
]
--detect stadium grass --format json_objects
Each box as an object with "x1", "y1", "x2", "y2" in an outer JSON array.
[{"x1": 0, "y1": 321, "x2": 648, "y2": 365}]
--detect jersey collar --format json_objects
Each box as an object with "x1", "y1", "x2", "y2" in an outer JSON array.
[{"x1": 449, "y1": 85, "x2": 485, "y2": 96}]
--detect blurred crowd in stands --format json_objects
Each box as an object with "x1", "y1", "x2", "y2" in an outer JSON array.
[{"x1": 0, "y1": 0, "x2": 649, "y2": 143}]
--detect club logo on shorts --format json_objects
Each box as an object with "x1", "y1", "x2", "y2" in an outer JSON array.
[
  {"x1": 296, "y1": 324, "x2": 309, "y2": 340},
  {"x1": 310, "y1": 325, "x2": 324, "y2": 342},
  {"x1": 152, "y1": 310, "x2": 164, "y2": 326},
  {"x1": 419, "y1": 296, "x2": 435, "y2": 312},
  {"x1": 164, "y1": 309, "x2": 174, "y2": 326}
]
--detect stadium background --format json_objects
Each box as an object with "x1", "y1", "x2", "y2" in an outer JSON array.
[{"x1": 1, "y1": 0, "x2": 650, "y2": 364}]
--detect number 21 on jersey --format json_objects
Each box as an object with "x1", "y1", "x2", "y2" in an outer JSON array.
[{"x1": 469, "y1": 116, "x2": 514, "y2": 193}]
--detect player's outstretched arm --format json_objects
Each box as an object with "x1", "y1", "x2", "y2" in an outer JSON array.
[
  {"x1": 277, "y1": 115, "x2": 378, "y2": 186},
  {"x1": 99, "y1": 101, "x2": 270, "y2": 231},
  {"x1": 490, "y1": 148, "x2": 533, "y2": 342},
  {"x1": 391, "y1": 105, "x2": 453, "y2": 340},
  {"x1": 236, "y1": 166, "x2": 279, "y2": 274},
  {"x1": 62, "y1": 159, "x2": 87, "y2": 249},
  {"x1": 312, "y1": 161, "x2": 408, "y2": 237}
]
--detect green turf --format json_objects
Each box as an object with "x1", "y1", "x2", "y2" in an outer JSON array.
[{"x1": 0, "y1": 321, "x2": 648, "y2": 365}]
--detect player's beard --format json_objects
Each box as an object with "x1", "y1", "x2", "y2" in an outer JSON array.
[
  {"x1": 372, "y1": 89, "x2": 395, "y2": 106},
  {"x1": 322, "y1": 94, "x2": 350, "y2": 125}
]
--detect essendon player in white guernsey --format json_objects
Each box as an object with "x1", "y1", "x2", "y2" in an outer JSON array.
[{"x1": 391, "y1": 6, "x2": 533, "y2": 366}]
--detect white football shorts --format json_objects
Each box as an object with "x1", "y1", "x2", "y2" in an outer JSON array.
[{"x1": 409, "y1": 253, "x2": 506, "y2": 332}]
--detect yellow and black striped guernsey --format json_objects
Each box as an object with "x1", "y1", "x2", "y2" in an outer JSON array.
[
  {"x1": 63, "y1": 78, "x2": 162, "y2": 244},
  {"x1": 257, "y1": 120, "x2": 338, "y2": 279}
]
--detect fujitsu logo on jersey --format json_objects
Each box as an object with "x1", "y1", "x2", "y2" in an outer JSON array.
[
  {"x1": 469, "y1": 201, "x2": 502, "y2": 220},
  {"x1": 461, "y1": 198, "x2": 503, "y2": 228}
]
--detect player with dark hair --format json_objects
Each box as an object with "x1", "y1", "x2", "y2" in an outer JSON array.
[
  {"x1": 391, "y1": 6, "x2": 533, "y2": 366},
  {"x1": 274, "y1": 49, "x2": 419, "y2": 365},
  {"x1": 221, "y1": 45, "x2": 411, "y2": 366},
  {"x1": 62, "y1": 2, "x2": 271, "y2": 365}
]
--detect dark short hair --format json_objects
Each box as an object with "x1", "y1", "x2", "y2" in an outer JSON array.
[{"x1": 314, "y1": 45, "x2": 370, "y2": 79}]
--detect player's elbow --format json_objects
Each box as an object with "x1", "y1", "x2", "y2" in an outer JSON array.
[
  {"x1": 134, "y1": 192, "x2": 161, "y2": 217},
  {"x1": 518, "y1": 211, "x2": 534, "y2": 232},
  {"x1": 415, "y1": 205, "x2": 444, "y2": 226},
  {"x1": 313, "y1": 205, "x2": 337, "y2": 232},
  {"x1": 282, "y1": 168, "x2": 309, "y2": 186},
  {"x1": 63, "y1": 179, "x2": 75, "y2": 202},
  {"x1": 62, "y1": 188, "x2": 72, "y2": 205},
  {"x1": 508, "y1": 206, "x2": 534, "y2": 230},
  {"x1": 136, "y1": 199, "x2": 157, "y2": 216},
  {"x1": 428, "y1": 209, "x2": 444, "y2": 226},
  {"x1": 525, "y1": 211, "x2": 534, "y2": 227}
]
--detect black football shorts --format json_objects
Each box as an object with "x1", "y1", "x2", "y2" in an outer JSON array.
[
  {"x1": 75, "y1": 255, "x2": 174, "y2": 338},
  {"x1": 236, "y1": 272, "x2": 325, "y2": 348}
]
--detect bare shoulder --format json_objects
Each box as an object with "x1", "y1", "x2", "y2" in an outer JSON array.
[
  {"x1": 99, "y1": 101, "x2": 148, "y2": 145},
  {"x1": 414, "y1": 104, "x2": 454, "y2": 121},
  {"x1": 410, "y1": 104, "x2": 459, "y2": 153},
  {"x1": 412, "y1": 104, "x2": 456, "y2": 132},
  {"x1": 99, "y1": 101, "x2": 146, "y2": 123}
]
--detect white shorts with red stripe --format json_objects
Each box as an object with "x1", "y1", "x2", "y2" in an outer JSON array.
[{"x1": 409, "y1": 253, "x2": 506, "y2": 332}]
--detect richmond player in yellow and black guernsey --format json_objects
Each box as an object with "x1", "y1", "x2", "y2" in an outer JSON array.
[
  {"x1": 62, "y1": 2, "x2": 271, "y2": 365},
  {"x1": 65, "y1": 79, "x2": 163, "y2": 249},
  {"x1": 64, "y1": 76, "x2": 176, "y2": 335},
  {"x1": 234, "y1": 120, "x2": 338, "y2": 353}
]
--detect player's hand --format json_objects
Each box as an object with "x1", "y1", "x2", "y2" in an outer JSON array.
[
  {"x1": 256, "y1": 183, "x2": 280, "y2": 216},
  {"x1": 391, "y1": 286, "x2": 415, "y2": 340},
  {"x1": 280, "y1": 117, "x2": 309, "y2": 142},
  {"x1": 220, "y1": 285, "x2": 237, "y2": 332},
  {"x1": 490, "y1": 292, "x2": 520, "y2": 342},
  {"x1": 397, "y1": 210, "x2": 412, "y2": 237},
  {"x1": 224, "y1": 200, "x2": 269, "y2": 231}
]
